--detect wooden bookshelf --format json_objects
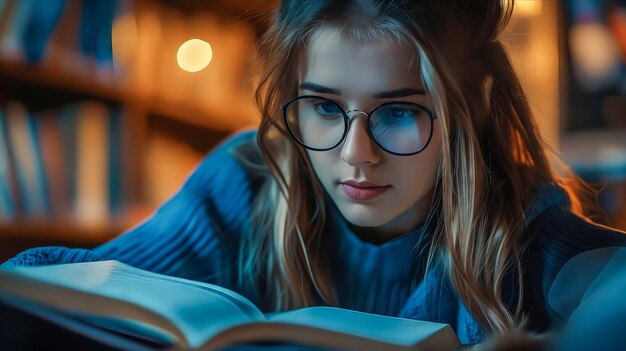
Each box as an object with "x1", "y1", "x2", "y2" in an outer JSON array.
[
  {"x1": 0, "y1": 222, "x2": 132, "y2": 262},
  {"x1": 0, "y1": 57, "x2": 126, "y2": 105},
  {"x1": 0, "y1": 0, "x2": 267, "y2": 257},
  {"x1": 0, "y1": 57, "x2": 257, "y2": 132},
  {"x1": 147, "y1": 97, "x2": 256, "y2": 132}
]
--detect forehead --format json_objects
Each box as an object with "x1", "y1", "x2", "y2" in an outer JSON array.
[{"x1": 298, "y1": 29, "x2": 422, "y2": 97}]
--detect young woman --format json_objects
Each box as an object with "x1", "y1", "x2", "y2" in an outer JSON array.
[{"x1": 5, "y1": 0, "x2": 626, "y2": 348}]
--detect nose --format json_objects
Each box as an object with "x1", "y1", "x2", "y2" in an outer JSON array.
[{"x1": 340, "y1": 112, "x2": 382, "y2": 166}]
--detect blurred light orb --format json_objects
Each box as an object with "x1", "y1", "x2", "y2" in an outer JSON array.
[
  {"x1": 177, "y1": 39, "x2": 212, "y2": 72},
  {"x1": 570, "y1": 23, "x2": 621, "y2": 91}
]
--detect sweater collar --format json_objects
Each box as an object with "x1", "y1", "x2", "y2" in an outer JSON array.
[
  {"x1": 327, "y1": 182, "x2": 569, "y2": 252},
  {"x1": 327, "y1": 201, "x2": 429, "y2": 259}
]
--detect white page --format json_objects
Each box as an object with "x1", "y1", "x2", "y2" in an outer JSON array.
[
  {"x1": 268, "y1": 306, "x2": 455, "y2": 347},
  {"x1": 3, "y1": 260, "x2": 264, "y2": 348}
]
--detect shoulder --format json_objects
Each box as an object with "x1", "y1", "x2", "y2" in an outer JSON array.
[
  {"x1": 524, "y1": 183, "x2": 626, "y2": 259},
  {"x1": 180, "y1": 129, "x2": 266, "y2": 198},
  {"x1": 178, "y1": 128, "x2": 268, "y2": 226},
  {"x1": 533, "y1": 204, "x2": 626, "y2": 257},
  {"x1": 528, "y1": 200, "x2": 626, "y2": 297},
  {"x1": 513, "y1": 191, "x2": 626, "y2": 330},
  {"x1": 186, "y1": 129, "x2": 261, "y2": 184}
]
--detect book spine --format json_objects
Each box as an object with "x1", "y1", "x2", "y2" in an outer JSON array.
[
  {"x1": 108, "y1": 106, "x2": 123, "y2": 217},
  {"x1": 0, "y1": 0, "x2": 34, "y2": 59},
  {"x1": 4, "y1": 102, "x2": 49, "y2": 218},
  {"x1": 29, "y1": 109, "x2": 51, "y2": 216},
  {"x1": 21, "y1": 0, "x2": 65, "y2": 63},
  {"x1": 58, "y1": 104, "x2": 78, "y2": 212},
  {"x1": 44, "y1": 0, "x2": 82, "y2": 72},
  {"x1": 94, "y1": 0, "x2": 116, "y2": 69},
  {"x1": 0, "y1": 107, "x2": 16, "y2": 220},
  {"x1": 74, "y1": 101, "x2": 110, "y2": 226},
  {"x1": 79, "y1": 0, "x2": 117, "y2": 77},
  {"x1": 37, "y1": 111, "x2": 72, "y2": 219}
]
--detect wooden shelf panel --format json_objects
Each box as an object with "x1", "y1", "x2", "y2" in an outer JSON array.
[
  {"x1": 0, "y1": 57, "x2": 256, "y2": 132},
  {"x1": 0, "y1": 57, "x2": 126, "y2": 105},
  {"x1": 0, "y1": 222, "x2": 129, "y2": 246},
  {"x1": 148, "y1": 99, "x2": 258, "y2": 132}
]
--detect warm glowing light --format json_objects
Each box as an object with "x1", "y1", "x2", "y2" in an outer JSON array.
[
  {"x1": 514, "y1": 0, "x2": 542, "y2": 17},
  {"x1": 177, "y1": 39, "x2": 213, "y2": 72},
  {"x1": 570, "y1": 23, "x2": 621, "y2": 91}
]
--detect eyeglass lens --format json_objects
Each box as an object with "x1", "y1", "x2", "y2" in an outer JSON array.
[{"x1": 284, "y1": 96, "x2": 432, "y2": 155}]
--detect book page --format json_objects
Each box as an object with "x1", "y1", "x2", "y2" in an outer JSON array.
[
  {"x1": 1, "y1": 294, "x2": 169, "y2": 351},
  {"x1": 266, "y1": 306, "x2": 458, "y2": 348},
  {"x1": 204, "y1": 306, "x2": 459, "y2": 351},
  {"x1": 0, "y1": 260, "x2": 264, "y2": 349}
]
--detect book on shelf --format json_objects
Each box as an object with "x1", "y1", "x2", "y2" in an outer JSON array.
[
  {"x1": 0, "y1": 109, "x2": 17, "y2": 220},
  {"x1": 0, "y1": 0, "x2": 260, "y2": 132},
  {"x1": 21, "y1": 0, "x2": 65, "y2": 63},
  {"x1": 0, "y1": 260, "x2": 461, "y2": 351},
  {"x1": 0, "y1": 0, "x2": 65, "y2": 63},
  {"x1": 44, "y1": 0, "x2": 83, "y2": 72},
  {"x1": 0, "y1": 0, "x2": 31, "y2": 59},
  {"x1": 77, "y1": 101, "x2": 125, "y2": 221},
  {"x1": 3, "y1": 102, "x2": 50, "y2": 218},
  {"x1": 74, "y1": 101, "x2": 110, "y2": 225},
  {"x1": 108, "y1": 106, "x2": 124, "y2": 216},
  {"x1": 0, "y1": 101, "x2": 125, "y2": 225},
  {"x1": 0, "y1": 0, "x2": 115, "y2": 66},
  {"x1": 78, "y1": 0, "x2": 116, "y2": 73},
  {"x1": 37, "y1": 110, "x2": 72, "y2": 218},
  {"x1": 58, "y1": 103, "x2": 80, "y2": 213}
]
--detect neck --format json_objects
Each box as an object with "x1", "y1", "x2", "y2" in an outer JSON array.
[{"x1": 348, "y1": 187, "x2": 434, "y2": 245}]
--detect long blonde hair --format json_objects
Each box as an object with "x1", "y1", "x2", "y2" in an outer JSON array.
[{"x1": 237, "y1": 0, "x2": 599, "y2": 335}]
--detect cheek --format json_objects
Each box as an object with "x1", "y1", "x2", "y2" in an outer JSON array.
[
  {"x1": 306, "y1": 150, "x2": 339, "y2": 184},
  {"x1": 396, "y1": 135, "x2": 442, "y2": 192}
]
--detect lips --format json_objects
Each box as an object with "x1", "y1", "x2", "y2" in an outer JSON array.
[{"x1": 340, "y1": 180, "x2": 391, "y2": 201}]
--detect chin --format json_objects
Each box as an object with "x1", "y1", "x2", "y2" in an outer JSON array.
[{"x1": 339, "y1": 203, "x2": 395, "y2": 228}]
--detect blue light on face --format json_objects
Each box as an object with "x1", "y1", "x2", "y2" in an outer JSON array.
[
  {"x1": 285, "y1": 95, "x2": 434, "y2": 154},
  {"x1": 378, "y1": 106, "x2": 419, "y2": 127},
  {"x1": 370, "y1": 105, "x2": 426, "y2": 154}
]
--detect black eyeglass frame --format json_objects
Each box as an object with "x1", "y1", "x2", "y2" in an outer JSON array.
[{"x1": 280, "y1": 95, "x2": 438, "y2": 156}]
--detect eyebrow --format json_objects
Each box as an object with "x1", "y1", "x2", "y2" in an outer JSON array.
[{"x1": 299, "y1": 81, "x2": 427, "y2": 98}]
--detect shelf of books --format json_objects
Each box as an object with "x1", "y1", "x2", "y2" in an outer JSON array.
[
  {"x1": 0, "y1": 0, "x2": 264, "y2": 258},
  {"x1": 0, "y1": 99, "x2": 136, "y2": 241}
]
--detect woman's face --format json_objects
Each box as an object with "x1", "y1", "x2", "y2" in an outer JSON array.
[{"x1": 297, "y1": 30, "x2": 442, "y2": 242}]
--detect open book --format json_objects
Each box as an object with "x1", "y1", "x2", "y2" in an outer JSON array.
[{"x1": 0, "y1": 260, "x2": 460, "y2": 351}]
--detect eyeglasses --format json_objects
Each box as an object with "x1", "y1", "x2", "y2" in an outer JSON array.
[{"x1": 281, "y1": 95, "x2": 437, "y2": 156}]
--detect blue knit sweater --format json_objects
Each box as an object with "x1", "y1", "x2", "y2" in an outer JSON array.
[{"x1": 4, "y1": 130, "x2": 626, "y2": 345}]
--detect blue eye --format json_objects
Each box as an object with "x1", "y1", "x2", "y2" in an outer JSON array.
[
  {"x1": 313, "y1": 101, "x2": 342, "y2": 120},
  {"x1": 390, "y1": 107, "x2": 410, "y2": 118},
  {"x1": 314, "y1": 101, "x2": 340, "y2": 114},
  {"x1": 379, "y1": 107, "x2": 417, "y2": 126}
]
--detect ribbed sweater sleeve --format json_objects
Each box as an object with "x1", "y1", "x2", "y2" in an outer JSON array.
[
  {"x1": 2, "y1": 130, "x2": 259, "y2": 287},
  {"x1": 536, "y1": 205, "x2": 626, "y2": 314},
  {"x1": 516, "y1": 204, "x2": 626, "y2": 331}
]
